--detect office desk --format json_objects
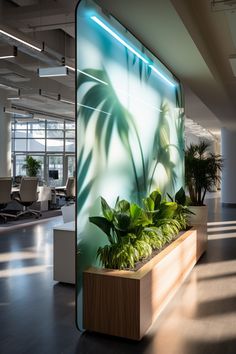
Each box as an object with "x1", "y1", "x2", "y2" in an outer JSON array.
[{"x1": 53, "y1": 221, "x2": 75, "y2": 284}]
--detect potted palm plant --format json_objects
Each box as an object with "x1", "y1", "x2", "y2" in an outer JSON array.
[
  {"x1": 23, "y1": 156, "x2": 41, "y2": 177},
  {"x1": 185, "y1": 141, "x2": 223, "y2": 225}
]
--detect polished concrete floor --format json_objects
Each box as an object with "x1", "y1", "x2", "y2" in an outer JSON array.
[{"x1": 1, "y1": 196, "x2": 236, "y2": 354}]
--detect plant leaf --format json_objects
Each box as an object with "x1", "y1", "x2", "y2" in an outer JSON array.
[
  {"x1": 175, "y1": 187, "x2": 186, "y2": 205},
  {"x1": 89, "y1": 216, "x2": 113, "y2": 240},
  {"x1": 101, "y1": 197, "x2": 114, "y2": 222}
]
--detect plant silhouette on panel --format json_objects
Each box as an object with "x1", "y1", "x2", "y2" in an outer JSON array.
[
  {"x1": 77, "y1": 68, "x2": 147, "y2": 203},
  {"x1": 77, "y1": 147, "x2": 95, "y2": 215},
  {"x1": 175, "y1": 85, "x2": 185, "y2": 157},
  {"x1": 125, "y1": 46, "x2": 152, "y2": 83},
  {"x1": 185, "y1": 141, "x2": 223, "y2": 206},
  {"x1": 89, "y1": 187, "x2": 190, "y2": 270},
  {"x1": 149, "y1": 101, "x2": 177, "y2": 194},
  {"x1": 23, "y1": 156, "x2": 41, "y2": 177}
]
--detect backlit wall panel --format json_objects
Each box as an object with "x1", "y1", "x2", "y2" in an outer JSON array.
[{"x1": 76, "y1": 0, "x2": 184, "y2": 329}]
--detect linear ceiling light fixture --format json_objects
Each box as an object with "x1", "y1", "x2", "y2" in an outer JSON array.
[
  {"x1": 0, "y1": 46, "x2": 17, "y2": 59},
  {"x1": 65, "y1": 64, "x2": 75, "y2": 72},
  {"x1": 38, "y1": 66, "x2": 68, "y2": 77},
  {"x1": 7, "y1": 89, "x2": 20, "y2": 100},
  {"x1": 90, "y1": 15, "x2": 176, "y2": 87},
  {"x1": 58, "y1": 95, "x2": 75, "y2": 105},
  {"x1": 39, "y1": 89, "x2": 59, "y2": 101},
  {"x1": 0, "y1": 28, "x2": 42, "y2": 52},
  {"x1": 4, "y1": 107, "x2": 32, "y2": 117},
  {"x1": 0, "y1": 83, "x2": 18, "y2": 91},
  {"x1": 91, "y1": 15, "x2": 148, "y2": 64}
]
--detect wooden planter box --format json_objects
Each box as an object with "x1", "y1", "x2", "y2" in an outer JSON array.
[{"x1": 83, "y1": 226, "x2": 207, "y2": 340}]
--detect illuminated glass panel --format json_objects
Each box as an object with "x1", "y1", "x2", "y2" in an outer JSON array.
[{"x1": 76, "y1": 0, "x2": 184, "y2": 329}]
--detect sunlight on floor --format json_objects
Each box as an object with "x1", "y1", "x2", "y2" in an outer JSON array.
[
  {"x1": 208, "y1": 220, "x2": 236, "y2": 226},
  {"x1": 0, "y1": 251, "x2": 37, "y2": 262},
  {"x1": 0, "y1": 265, "x2": 50, "y2": 278}
]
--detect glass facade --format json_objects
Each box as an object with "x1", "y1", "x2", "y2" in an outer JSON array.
[{"x1": 11, "y1": 119, "x2": 75, "y2": 186}]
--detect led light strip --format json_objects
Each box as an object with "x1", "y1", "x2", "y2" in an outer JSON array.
[
  {"x1": 0, "y1": 29, "x2": 42, "y2": 52},
  {"x1": 90, "y1": 15, "x2": 176, "y2": 88},
  {"x1": 91, "y1": 16, "x2": 148, "y2": 64},
  {"x1": 149, "y1": 65, "x2": 175, "y2": 87}
]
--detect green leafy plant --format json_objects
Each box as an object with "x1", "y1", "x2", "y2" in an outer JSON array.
[
  {"x1": 167, "y1": 187, "x2": 193, "y2": 230},
  {"x1": 185, "y1": 141, "x2": 223, "y2": 206},
  {"x1": 23, "y1": 156, "x2": 41, "y2": 177},
  {"x1": 89, "y1": 197, "x2": 153, "y2": 269},
  {"x1": 142, "y1": 189, "x2": 181, "y2": 242},
  {"x1": 89, "y1": 188, "x2": 189, "y2": 270}
]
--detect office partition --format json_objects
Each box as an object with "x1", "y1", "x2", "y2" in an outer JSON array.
[{"x1": 76, "y1": 0, "x2": 184, "y2": 329}]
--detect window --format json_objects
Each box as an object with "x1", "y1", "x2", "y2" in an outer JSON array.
[
  {"x1": 15, "y1": 154, "x2": 26, "y2": 176},
  {"x1": 67, "y1": 156, "x2": 75, "y2": 177},
  {"x1": 11, "y1": 118, "x2": 75, "y2": 185},
  {"x1": 48, "y1": 155, "x2": 63, "y2": 187}
]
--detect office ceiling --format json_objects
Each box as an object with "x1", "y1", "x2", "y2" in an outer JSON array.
[
  {"x1": 0, "y1": 0, "x2": 77, "y2": 120},
  {"x1": 1, "y1": 0, "x2": 236, "y2": 133},
  {"x1": 97, "y1": 0, "x2": 236, "y2": 134}
]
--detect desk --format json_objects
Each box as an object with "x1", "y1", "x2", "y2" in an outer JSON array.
[{"x1": 53, "y1": 221, "x2": 75, "y2": 284}]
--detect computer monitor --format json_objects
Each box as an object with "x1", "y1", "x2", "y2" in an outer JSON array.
[{"x1": 49, "y1": 170, "x2": 59, "y2": 180}]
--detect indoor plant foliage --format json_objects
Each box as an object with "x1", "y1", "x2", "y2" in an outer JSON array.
[
  {"x1": 185, "y1": 141, "x2": 223, "y2": 206},
  {"x1": 23, "y1": 156, "x2": 41, "y2": 177},
  {"x1": 89, "y1": 188, "x2": 191, "y2": 269},
  {"x1": 77, "y1": 67, "x2": 183, "y2": 210}
]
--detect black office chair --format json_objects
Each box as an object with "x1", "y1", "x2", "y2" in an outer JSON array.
[
  {"x1": 14, "y1": 177, "x2": 41, "y2": 219},
  {"x1": 0, "y1": 177, "x2": 17, "y2": 223}
]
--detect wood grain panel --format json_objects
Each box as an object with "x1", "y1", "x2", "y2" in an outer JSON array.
[{"x1": 83, "y1": 226, "x2": 207, "y2": 340}]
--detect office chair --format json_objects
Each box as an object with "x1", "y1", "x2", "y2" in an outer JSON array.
[
  {"x1": 0, "y1": 177, "x2": 17, "y2": 223},
  {"x1": 56, "y1": 177, "x2": 75, "y2": 203},
  {"x1": 14, "y1": 177, "x2": 41, "y2": 219}
]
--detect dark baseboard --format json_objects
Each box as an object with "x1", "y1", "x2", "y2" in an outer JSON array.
[{"x1": 222, "y1": 202, "x2": 236, "y2": 208}]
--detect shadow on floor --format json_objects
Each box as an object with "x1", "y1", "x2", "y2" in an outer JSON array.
[
  {"x1": 199, "y1": 238, "x2": 236, "y2": 264},
  {"x1": 185, "y1": 337, "x2": 236, "y2": 354},
  {"x1": 75, "y1": 331, "x2": 153, "y2": 354},
  {"x1": 195, "y1": 295, "x2": 236, "y2": 318}
]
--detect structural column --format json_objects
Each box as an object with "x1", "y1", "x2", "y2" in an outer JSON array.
[
  {"x1": 221, "y1": 127, "x2": 236, "y2": 205},
  {"x1": 0, "y1": 94, "x2": 12, "y2": 177}
]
